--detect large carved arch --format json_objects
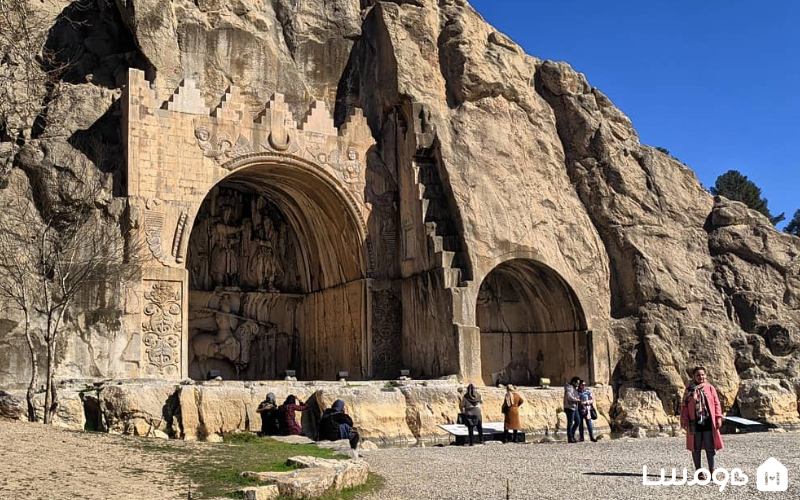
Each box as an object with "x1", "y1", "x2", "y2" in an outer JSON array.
[
  {"x1": 477, "y1": 257, "x2": 590, "y2": 386},
  {"x1": 217, "y1": 151, "x2": 373, "y2": 283},
  {"x1": 121, "y1": 69, "x2": 377, "y2": 380}
]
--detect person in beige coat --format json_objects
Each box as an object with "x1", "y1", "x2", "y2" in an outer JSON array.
[{"x1": 502, "y1": 385, "x2": 524, "y2": 443}]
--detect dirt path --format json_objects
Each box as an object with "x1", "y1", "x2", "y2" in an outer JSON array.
[{"x1": 0, "y1": 420, "x2": 193, "y2": 500}]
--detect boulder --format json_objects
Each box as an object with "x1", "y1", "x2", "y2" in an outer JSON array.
[
  {"x1": 612, "y1": 386, "x2": 673, "y2": 430},
  {"x1": 359, "y1": 440, "x2": 378, "y2": 451},
  {"x1": 98, "y1": 381, "x2": 177, "y2": 434},
  {"x1": 31, "y1": 390, "x2": 85, "y2": 430},
  {"x1": 286, "y1": 456, "x2": 369, "y2": 490},
  {"x1": 736, "y1": 379, "x2": 800, "y2": 425},
  {"x1": 0, "y1": 391, "x2": 24, "y2": 421},
  {"x1": 242, "y1": 468, "x2": 336, "y2": 499},
  {"x1": 239, "y1": 485, "x2": 280, "y2": 500}
]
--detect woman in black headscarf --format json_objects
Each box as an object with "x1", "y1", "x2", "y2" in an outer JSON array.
[
  {"x1": 459, "y1": 384, "x2": 484, "y2": 445},
  {"x1": 256, "y1": 392, "x2": 279, "y2": 436}
]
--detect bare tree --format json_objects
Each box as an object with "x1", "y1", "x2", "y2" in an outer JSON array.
[
  {"x1": 0, "y1": 0, "x2": 68, "y2": 145},
  {"x1": 0, "y1": 145, "x2": 139, "y2": 423}
]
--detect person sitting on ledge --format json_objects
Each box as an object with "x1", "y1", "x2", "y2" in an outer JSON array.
[
  {"x1": 318, "y1": 399, "x2": 360, "y2": 454},
  {"x1": 277, "y1": 395, "x2": 308, "y2": 436},
  {"x1": 256, "y1": 392, "x2": 280, "y2": 436}
]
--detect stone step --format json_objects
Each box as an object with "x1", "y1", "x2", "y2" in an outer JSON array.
[
  {"x1": 442, "y1": 267, "x2": 462, "y2": 288},
  {"x1": 420, "y1": 198, "x2": 430, "y2": 217},
  {"x1": 429, "y1": 234, "x2": 444, "y2": 254},
  {"x1": 417, "y1": 183, "x2": 426, "y2": 201},
  {"x1": 436, "y1": 250, "x2": 455, "y2": 268},
  {"x1": 425, "y1": 221, "x2": 438, "y2": 236}
]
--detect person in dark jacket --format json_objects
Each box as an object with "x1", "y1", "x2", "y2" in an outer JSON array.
[
  {"x1": 277, "y1": 395, "x2": 308, "y2": 436},
  {"x1": 256, "y1": 392, "x2": 280, "y2": 436},
  {"x1": 318, "y1": 399, "x2": 360, "y2": 452},
  {"x1": 459, "y1": 384, "x2": 483, "y2": 446}
]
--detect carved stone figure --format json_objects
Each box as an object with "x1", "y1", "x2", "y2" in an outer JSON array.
[
  {"x1": 188, "y1": 293, "x2": 265, "y2": 379},
  {"x1": 209, "y1": 204, "x2": 243, "y2": 287},
  {"x1": 249, "y1": 197, "x2": 283, "y2": 292}
]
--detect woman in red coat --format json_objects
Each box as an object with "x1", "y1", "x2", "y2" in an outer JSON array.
[
  {"x1": 680, "y1": 366, "x2": 724, "y2": 477},
  {"x1": 278, "y1": 395, "x2": 308, "y2": 436}
]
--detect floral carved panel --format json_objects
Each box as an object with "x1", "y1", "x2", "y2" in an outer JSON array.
[{"x1": 141, "y1": 280, "x2": 182, "y2": 377}]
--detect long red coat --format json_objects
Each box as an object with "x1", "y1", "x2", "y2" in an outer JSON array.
[{"x1": 680, "y1": 384, "x2": 724, "y2": 451}]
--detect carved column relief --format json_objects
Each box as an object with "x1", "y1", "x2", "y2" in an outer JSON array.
[
  {"x1": 371, "y1": 289, "x2": 402, "y2": 379},
  {"x1": 141, "y1": 281, "x2": 182, "y2": 377}
]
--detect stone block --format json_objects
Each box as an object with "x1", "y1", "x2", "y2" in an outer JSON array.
[
  {"x1": 242, "y1": 468, "x2": 336, "y2": 499},
  {"x1": 239, "y1": 485, "x2": 280, "y2": 500},
  {"x1": 287, "y1": 456, "x2": 369, "y2": 491}
]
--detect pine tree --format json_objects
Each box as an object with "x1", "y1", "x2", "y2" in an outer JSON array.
[
  {"x1": 785, "y1": 210, "x2": 800, "y2": 236},
  {"x1": 710, "y1": 170, "x2": 785, "y2": 225}
]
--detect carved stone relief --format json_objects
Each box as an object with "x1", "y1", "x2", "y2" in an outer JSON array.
[
  {"x1": 195, "y1": 126, "x2": 254, "y2": 164},
  {"x1": 371, "y1": 289, "x2": 402, "y2": 379},
  {"x1": 141, "y1": 281, "x2": 182, "y2": 377},
  {"x1": 172, "y1": 212, "x2": 191, "y2": 264},
  {"x1": 186, "y1": 186, "x2": 300, "y2": 293},
  {"x1": 188, "y1": 291, "x2": 299, "y2": 380}
]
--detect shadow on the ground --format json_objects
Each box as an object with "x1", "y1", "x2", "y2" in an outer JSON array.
[{"x1": 583, "y1": 472, "x2": 658, "y2": 478}]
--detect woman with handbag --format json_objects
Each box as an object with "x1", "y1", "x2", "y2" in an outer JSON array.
[
  {"x1": 459, "y1": 384, "x2": 484, "y2": 446},
  {"x1": 578, "y1": 380, "x2": 598, "y2": 442},
  {"x1": 680, "y1": 366, "x2": 724, "y2": 478},
  {"x1": 501, "y1": 385, "x2": 524, "y2": 443}
]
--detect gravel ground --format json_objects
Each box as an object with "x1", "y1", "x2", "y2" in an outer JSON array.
[
  {"x1": 357, "y1": 433, "x2": 800, "y2": 500},
  {"x1": 3, "y1": 419, "x2": 799, "y2": 500}
]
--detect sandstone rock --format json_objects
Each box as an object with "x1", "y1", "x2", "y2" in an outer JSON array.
[
  {"x1": 270, "y1": 435, "x2": 317, "y2": 446},
  {"x1": 736, "y1": 379, "x2": 800, "y2": 426},
  {"x1": 626, "y1": 427, "x2": 648, "y2": 439},
  {"x1": 239, "y1": 485, "x2": 280, "y2": 500},
  {"x1": 30, "y1": 390, "x2": 86, "y2": 431},
  {"x1": 152, "y1": 429, "x2": 170, "y2": 439},
  {"x1": 242, "y1": 468, "x2": 336, "y2": 499},
  {"x1": 308, "y1": 386, "x2": 415, "y2": 443},
  {"x1": 206, "y1": 433, "x2": 224, "y2": 443},
  {"x1": 0, "y1": 391, "x2": 24, "y2": 421},
  {"x1": 286, "y1": 456, "x2": 369, "y2": 490},
  {"x1": 98, "y1": 381, "x2": 177, "y2": 434},
  {"x1": 359, "y1": 440, "x2": 378, "y2": 450},
  {"x1": 612, "y1": 386, "x2": 673, "y2": 430}
]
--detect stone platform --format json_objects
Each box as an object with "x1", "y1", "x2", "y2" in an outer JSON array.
[{"x1": 4, "y1": 379, "x2": 613, "y2": 444}]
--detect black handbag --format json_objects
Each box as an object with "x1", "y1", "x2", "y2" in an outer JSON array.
[
  {"x1": 590, "y1": 407, "x2": 598, "y2": 420},
  {"x1": 457, "y1": 413, "x2": 466, "y2": 425}
]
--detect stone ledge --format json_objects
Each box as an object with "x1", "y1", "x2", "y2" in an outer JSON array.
[
  {"x1": 239, "y1": 485, "x2": 280, "y2": 500},
  {"x1": 241, "y1": 454, "x2": 368, "y2": 499}
]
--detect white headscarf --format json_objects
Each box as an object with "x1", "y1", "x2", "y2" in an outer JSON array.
[{"x1": 504, "y1": 385, "x2": 517, "y2": 407}]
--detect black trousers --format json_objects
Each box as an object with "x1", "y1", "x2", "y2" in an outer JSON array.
[
  {"x1": 348, "y1": 430, "x2": 361, "y2": 450},
  {"x1": 465, "y1": 421, "x2": 483, "y2": 444},
  {"x1": 692, "y1": 430, "x2": 716, "y2": 470}
]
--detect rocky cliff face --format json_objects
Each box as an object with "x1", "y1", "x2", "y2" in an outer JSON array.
[{"x1": 0, "y1": 0, "x2": 798, "y2": 428}]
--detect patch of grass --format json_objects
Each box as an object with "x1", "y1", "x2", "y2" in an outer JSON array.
[{"x1": 139, "y1": 433, "x2": 377, "y2": 499}]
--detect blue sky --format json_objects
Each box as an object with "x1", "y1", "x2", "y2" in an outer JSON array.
[{"x1": 469, "y1": 0, "x2": 798, "y2": 228}]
